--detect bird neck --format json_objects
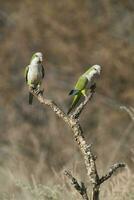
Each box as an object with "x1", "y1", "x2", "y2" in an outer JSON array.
[
  {"x1": 84, "y1": 70, "x2": 95, "y2": 81},
  {"x1": 30, "y1": 58, "x2": 40, "y2": 65}
]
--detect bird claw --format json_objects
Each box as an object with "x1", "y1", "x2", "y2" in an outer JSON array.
[
  {"x1": 35, "y1": 88, "x2": 40, "y2": 95},
  {"x1": 35, "y1": 88, "x2": 44, "y2": 95}
]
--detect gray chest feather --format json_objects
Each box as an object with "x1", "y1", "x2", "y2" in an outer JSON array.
[{"x1": 28, "y1": 64, "x2": 42, "y2": 83}]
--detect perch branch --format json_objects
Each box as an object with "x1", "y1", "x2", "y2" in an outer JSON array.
[
  {"x1": 30, "y1": 88, "x2": 70, "y2": 125},
  {"x1": 99, "y1": 163, "x2": 125, "y2": 184},
  {"x1": 30, "y1": 88, "x2": 99, "y2": 184},
  {"x1": 71, "y1": 91, "x2": 95, "y2": 119},
  {"x1": 30, "y1": 88, "x2": 125, "y2": 200},
  {"x1": 64, "y1": 170, "x2": 89, "y2": 200}
]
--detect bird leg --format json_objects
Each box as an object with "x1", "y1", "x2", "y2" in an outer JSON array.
[
  {"x1": 29, "y1": 85, "x2": 41, "y2": 95},
  {"x1": 81, "y1": 90, "x2": 88, "y2": 100},
  {"x1": 35, "y1": 85, "x2": 44, "y2": 95}
]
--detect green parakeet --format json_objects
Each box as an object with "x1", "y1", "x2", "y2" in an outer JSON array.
[
  {"x1": 67, "y1": 65, "x2": 101, "y2": 114},
  {"x1": 24, "y1": 52, "x2": 45, "y2": 104}
]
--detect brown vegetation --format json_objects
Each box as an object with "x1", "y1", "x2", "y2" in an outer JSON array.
[{"x1": 0, "y1": 0, "x2": 133, "y2": 199}]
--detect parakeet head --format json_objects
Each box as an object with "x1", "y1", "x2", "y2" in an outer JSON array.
[
  {"x1": 30, "y1": 52, "x2": 43, "y2": 64},
  {"x1": 92, "y1": 64, "x2": 101, "y2": 75}
]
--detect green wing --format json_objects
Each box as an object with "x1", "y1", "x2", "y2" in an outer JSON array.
[
  {"x1": 75, "y1": 75, "x2": 88, "y2": 90},
  {"x1": 69, "y1": 76, "x2": 88, "y2": 96},
  {"x1": 67, "y1": 93, "x2": 82, "y2": 114},
  {"x1": 24, "y1": 65, "x2": 29, "y2": 83},
  {"x1": 67, "y1": 76, "x2": 88, "y2": 114},
  {"x1": 41, "y1": 65, "x2": 45, "y2": 78}
]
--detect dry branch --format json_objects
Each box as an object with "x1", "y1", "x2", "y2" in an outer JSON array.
[
  {"x1": 99, "y1": 163, "x2": 125, "y2": 184},
  {"x1": 64, "y1": 170, "x2": 89, "y2": 200},
  {"x1": 71, "y1": 91, "x2": 95, "y2": 119},
  {"x1": 30, "y1": 88, "x2": 125, "y2": 200}
]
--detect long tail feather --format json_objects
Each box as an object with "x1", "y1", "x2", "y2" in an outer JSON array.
[
  {"x1": 67, "y1": 93, "x2": 81, "y2": 114},
  {"x1": 69, "y1": 89, "x2": 79, "y2": 96},
  {"x1": 29, "y1": 92, "x2": 33, "y2": 105}
]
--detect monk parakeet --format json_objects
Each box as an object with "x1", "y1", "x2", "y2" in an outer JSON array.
[
  {"x1": 24, "y1": 52, "x2": 45, "y2": 104},
  {"x1": 67, "y1": 65, "x2": 101, "y2": 114}
]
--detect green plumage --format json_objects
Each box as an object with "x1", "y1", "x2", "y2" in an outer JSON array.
[
  {"x1": 24, "y1": 65, "x2": 29, "y2": 83},
  {"x1": 68, "y1": 64, "x2": 101, "y2": 114},
  {"x1": 83, "y1": 66, "x2": 93, "y2": 76},
  {"x1": 67, "y1": 93, "x2": 81, "y2": 114},
  {"x1": 24, "y1": 65, "x2": 34, "y2": 104},
  {"x1": 24, "y1": 66, "x2": 31, "y2": 104},
  {"x1": 24, "y1": 52, "x2": 44, "y2": 105},
  {"x1": 75, "y1": 76, "x2": 88, "y2": 90},
  {"x1": 29, "y1": 92, "x2": 33, "y2": 105},
  {"x1": 67, "y1": 76, "x2": 88, "y2": 114}
]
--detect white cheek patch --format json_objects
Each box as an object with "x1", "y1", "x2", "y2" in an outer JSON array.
[
  {"x1": 31, "y1": 58, "x2": 39, "y2": 65},
  {"x1": 93, "y1": 65, "x2": 101, "y2": 74},
  {"x1": 85, "y1": 70, "x2": 96, "y2": 81}
]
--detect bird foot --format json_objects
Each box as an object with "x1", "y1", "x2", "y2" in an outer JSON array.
[
  {"x1": 35, "y1": 88, "x2": 44, "y2": 95},
  {"x1": 35, "y1": 88, "x2": 41, "y2": 95}
]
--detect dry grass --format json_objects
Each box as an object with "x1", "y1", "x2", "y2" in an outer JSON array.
[
  {"x1": 0, "y1": 165, "x2": 134, "y2": 200},
  {"x1": 0, "y1": 0, "x2": 133, "y2": 199}
]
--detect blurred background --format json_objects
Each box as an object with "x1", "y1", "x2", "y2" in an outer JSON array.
[{"x1": 0, "y1": 0, "x2": 134, "y2": 199}]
